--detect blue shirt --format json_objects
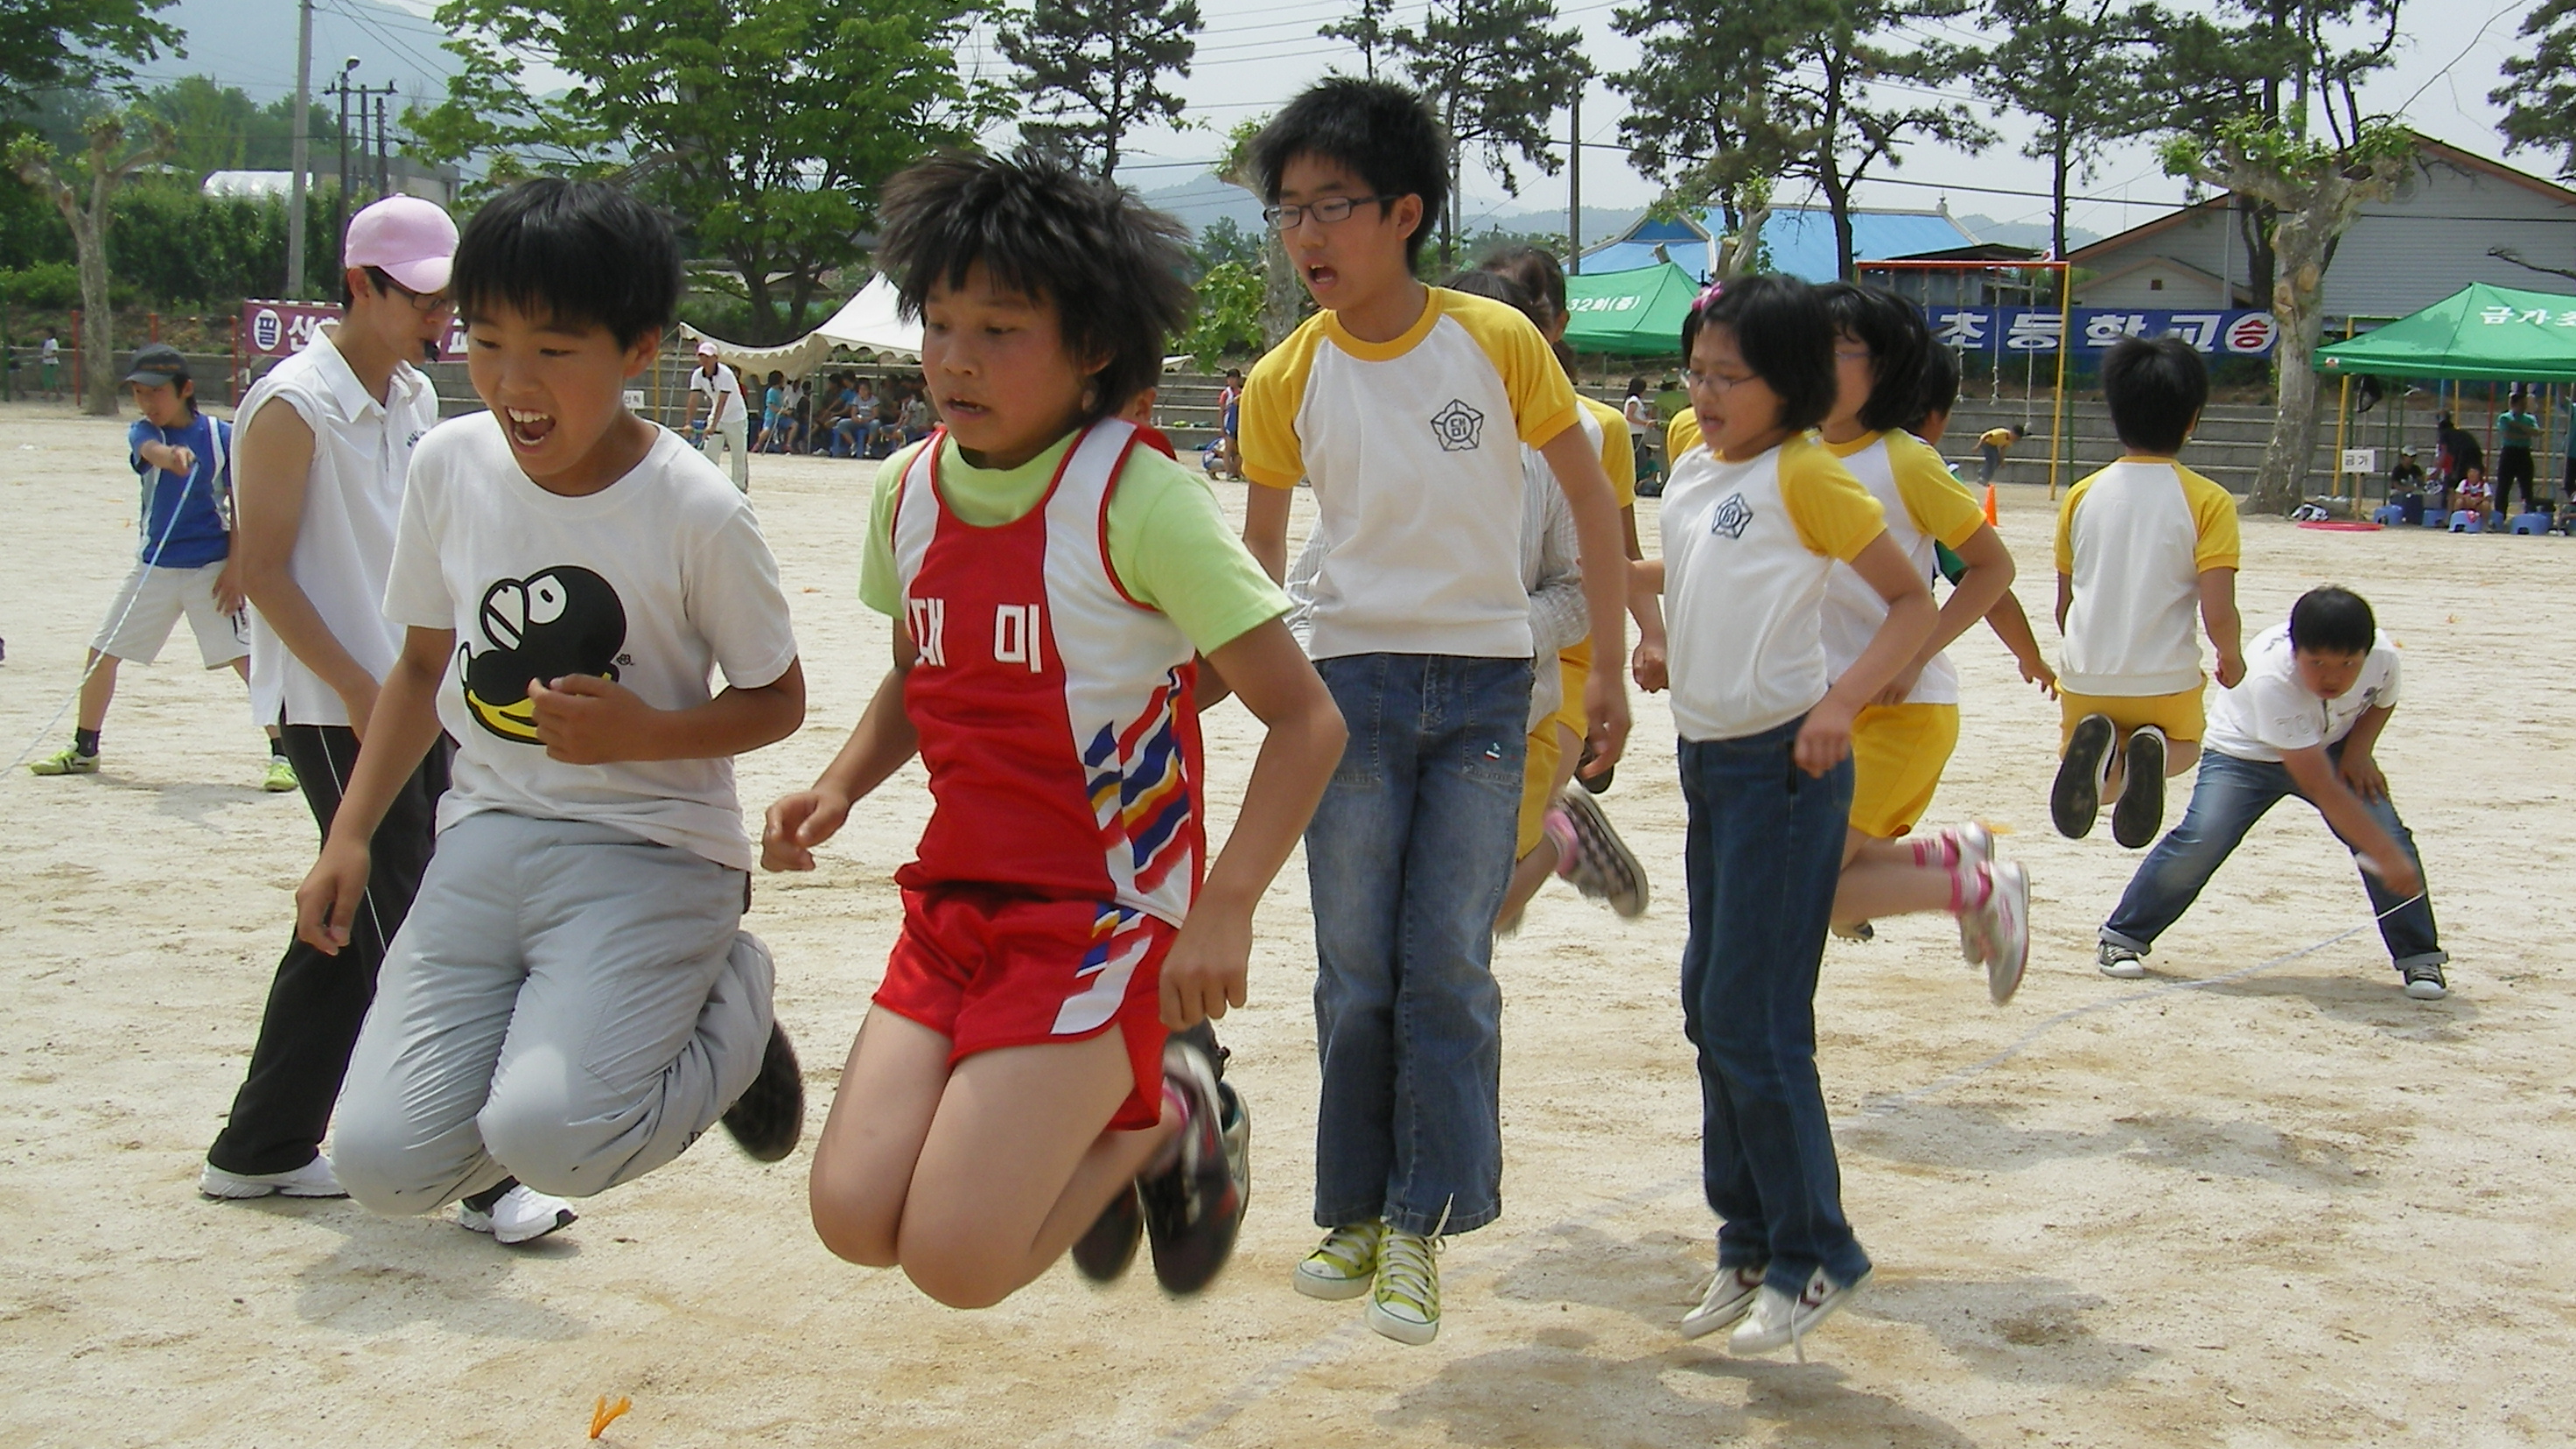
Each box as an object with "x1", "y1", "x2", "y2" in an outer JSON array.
[{"x1": 128, "y1": 413, "x2": 233, "y2": 570}]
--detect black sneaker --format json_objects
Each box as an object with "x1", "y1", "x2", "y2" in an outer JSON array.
[
  {"x1": 1138, "y1": 1036, "x2": 1248, "y2": 1295},
  {"x1": 2400, "y1": 962, "x2": 2447, "y2": 1000},
  {"x1": 720, "y1": 1021, "x2": 804, "y2": 1163},
  {"x1": 2111, "y1": 726, "x2": 2166, "y2": 849},
  {"x1": 1555, "y1": 790, "x2": 1648, "y2": 917},
  {"x1": 2053, "y1": 713, "x2": 2116, "y2": 839},
  {"x1": 1071, "y1": 1183, "x2": 1144, "y2": 1283}
]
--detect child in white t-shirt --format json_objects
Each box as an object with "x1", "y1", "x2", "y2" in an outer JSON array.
[
  {"x1": 298, "y1": 178, "x2": 808, "y2": 1244},
  {"x1": 1642, "y1": 275, "x2": 1934, "y2": 1358},
  {"x1": 2096, "y1": 586, "x2": 2440, "y2": 998},
  {"x1": 2052, "y1": 336, "x2": 2244, "y2": 850}
]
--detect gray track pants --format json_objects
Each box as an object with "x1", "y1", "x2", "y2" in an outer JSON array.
[{"x1": 333, "y1": 810, "x2": 774, "y2": 1212}]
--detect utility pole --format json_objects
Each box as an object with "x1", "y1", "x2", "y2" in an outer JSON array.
[
  {"x1": 330, "y1": 59, "x2": 359, "y2": 270},
  {"x1": 1567, "y1": 86, "x2": 1582, "y2": 276},
  {"x1": 285, "y1": 0, "x2": 313, "y2": 297},
  {"x1": 374, "y1": 91, "x2": 390, "y2": 199}
]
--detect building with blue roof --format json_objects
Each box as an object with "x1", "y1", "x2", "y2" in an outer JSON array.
[{"x1": 1575, "y1": 203, "x2": 1990, "y2": 282}]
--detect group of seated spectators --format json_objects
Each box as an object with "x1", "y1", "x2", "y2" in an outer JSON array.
[{"x1": 752, "y1": 369, "x2": 936, "y2": 458}]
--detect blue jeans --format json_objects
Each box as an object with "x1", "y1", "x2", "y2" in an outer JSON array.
[
  {"x1": 1307, "y1": 653, "x2": 1531, "y2": 1237},
  {"x1": 1678, "y1": 717, "x2": 1872, "y2": 1297},
  {"x1": 2103, "y1": 746, "x2": 2443, "y2": 970}
]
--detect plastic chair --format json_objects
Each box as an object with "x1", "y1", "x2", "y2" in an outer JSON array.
[
  {"x1": 2371, "y1": 504, "x2": 2406, "y2": 525},
  {"x1": 2422, "y1": 508, "x2": 2450, "y2": 528},
  {"x1": 2449, "y1": 510, "x2": 2483, "y2": 534},
  {"x1": 2512, "y1": 512, "x2": 2552, "y2": 535}
]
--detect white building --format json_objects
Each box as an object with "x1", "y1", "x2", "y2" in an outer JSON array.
[{"x1": 2068, "y1": 135, "x2": 2576, "y2": 324}]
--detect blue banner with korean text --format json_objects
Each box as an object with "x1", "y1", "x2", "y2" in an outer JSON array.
[{"x1": 1922, "y1": 306, "x2": 2281, "y2": 358}]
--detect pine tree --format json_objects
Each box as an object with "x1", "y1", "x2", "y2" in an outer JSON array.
[
  {"x1": 1392, "y1": 0, "x2": 1585, "y2": 269},
  {"x1": 1000, "y1": 0, "x2": 1205, "y2": 178}
]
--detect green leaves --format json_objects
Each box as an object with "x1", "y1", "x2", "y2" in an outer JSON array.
[
  {"x1": 0, "y1": 0, "x2": 182, "y2": 113},
  {"x1": 2494, "y1": 0, "x2": 2576, "y2": 178},
  {"x1": 999, "y1": 0, "x2": 1204, "y2": 177},
  {"x1": 1390, "y1": 0, "x2": 1586, "y2": 265}
]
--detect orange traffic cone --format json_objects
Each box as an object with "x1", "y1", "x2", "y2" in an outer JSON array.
[{"x1": 1981, "y1": 482, "x2": 1999, "y2": 526}]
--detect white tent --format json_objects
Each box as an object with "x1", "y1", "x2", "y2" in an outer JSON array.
[{"x1": 680, "y1": 274, "x2": 921, "y2": 376}]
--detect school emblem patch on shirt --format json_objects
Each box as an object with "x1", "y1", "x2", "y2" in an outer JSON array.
[
  {"x1": 1429, "y1": 398, "x2": 1485, "y2": 452},
  {"x1": 1707, "y1": 492, "x2": 1754, "y2": 539}
]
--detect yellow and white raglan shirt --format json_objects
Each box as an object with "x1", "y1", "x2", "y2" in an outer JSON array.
[
  {"x1": 1551, "y1": 393, "x2": 1635, "y2": 740},
  {"x1": 1662, "y1": 435, "x2": 1886, "y2": 742},
  {"x1": 2054, "y1": 458, "x2": 2240, "y2": 697},
  {"x1": 1239, "y1": 287, "x2": 1580, "y2": 662}
]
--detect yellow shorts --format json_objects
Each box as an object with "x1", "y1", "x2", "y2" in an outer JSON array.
[
  {"x1": 1553, "y1": 653, "x2": 1589, "y2": 743},
  {"x1": 1517, "y1": 724, "x2": 1565, "y2": 858},
  {"x1": 1848, "y1": 702, "x2": 1960, "y2": 840},
  {"x1": 2058, "y1": 683, "x2": 2206, "y2": 750}
]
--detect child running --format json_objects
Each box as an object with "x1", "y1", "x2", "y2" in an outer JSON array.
[
  {"x1": 2054, "y1": 336, "x2": 2244, "y2": 848},
  {"x1": 300, "y1": 178, "x2": 809, "y2": 1242},
  {"x1": 768, "y1": 153, "x2": 1342, "y2": 1308},
  {"x1": 1645, "y1": 275, "x2": 1934, "y2": 1357},
  {"x1": 1237, "y1": 79, "x2": 1633, "y2": 1346},
  {"x1": 2096, "y1": 587, "x2": 2442, "y2": 997},
  {"x1": 28, "y1": 344, "x2": 290, "y2": 788},
  {"x1": 1908, "y1": 346, "x2": 2058, "y2": 702},
  {"x1": 1812, "y1": 284, "x2": 2027, "y2": 1001}
]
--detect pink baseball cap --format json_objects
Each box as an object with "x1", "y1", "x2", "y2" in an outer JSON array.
[
  {"x1": 696, "y1": 340, "x2": 720, "y2": 358},
  {"x1": 344, "y1": 195, "x2": 458, "y2": 293}
]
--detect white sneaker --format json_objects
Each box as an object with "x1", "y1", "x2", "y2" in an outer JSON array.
[
  {"x1": 200, "y1": 1155, "x2": 346, "y2": 1200},
  {"x1": 1292, "y1": 1221, "x2": 1382, "y2": 1301},
  {"x1": 1365, "y1": 1227, "x2": 1444, "y2": 1345},
  {"x1": 1729, "y1": 1266, "x2": 1869, "y2": 1357},
  {"x1": 457, "y1": 1183, "x2": 578, "y2": 1245},
  {"x1": 1975, "y1": 861, "x2": 2029, "y2": 1005},
  {"x1": 2097, "y1": 941, "x2": 2147, "y2": 979},
  {"x1": 1681, "y1": 1262, "x2": 1765, "y2": 1340}
]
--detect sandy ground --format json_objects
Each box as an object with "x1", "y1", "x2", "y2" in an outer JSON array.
[{"x1": 3, "y1": 400, "x2": 2572, "y2": 1448}]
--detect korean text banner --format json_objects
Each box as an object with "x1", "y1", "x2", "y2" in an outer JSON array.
[{"x1": 1922, "y1": 306, "x2": 2281, "y2": 357}]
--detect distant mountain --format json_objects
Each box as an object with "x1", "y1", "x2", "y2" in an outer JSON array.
[
  {"x1": 1956, "y1": 213, "x2": 2100, "y2": 253},
  {"x1": 1127, "y1": 172, "x2": 1643, "y2": 255}
]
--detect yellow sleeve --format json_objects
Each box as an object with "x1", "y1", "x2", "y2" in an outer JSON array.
[
  {"x1": 1980, "y1": 427, "x2": 2014, "y2": 449},
  {"x1": 1440, "y1": 289, "x2": 1579, "y2": 448},
  {"x1": 1885, "y1": 431, "x2": 1986, "y2": 548},
  {"x1": 2181, "y1": 466, "x2": 2241, "y2": 570},
  {"x1": 1238, "y1": 318, "x2": 1325, "y2": 490},
  {"x1": 2054, "y1": 471, "x2": 2098, "y2": 576},
  {"x1": 1580, "y1": 396, "x2": 1635, "y2": 508},
  {"x1": 1666, "y1": 410, "x2": 1702, "y2": 459},
  {"x1": 1777, "y1": 439, "x2": 1886, "y2": 562}
]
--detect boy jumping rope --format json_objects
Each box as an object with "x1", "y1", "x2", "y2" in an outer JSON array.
[
  {"x1": 770, "y1": 154, "x2": 1342, "y2": 1308},
  {"x1": 28, "y1": 344, "x2": 290, "y2": 788},
  {"x1": 2096, "y1": 586, "x2": 2441, "y2": 997},
  {"x1": 2054, "y1": 335, "x2": 2244, "y2": 850},
  {"x1": 299, "y1": 178, "x2": 808, "y2": 1242},
  {"x1": 1238, "y1": 80, "x2": 1633, "y2": 1345}
]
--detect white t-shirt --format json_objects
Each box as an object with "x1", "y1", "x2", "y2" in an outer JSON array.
[
  {"x1": 689, "y1": 364, "x2": 745, "y2": 426},
  {"x1": 237, "y1": 324, "x2": 441, "y2": 728},
  {"x1": 382, "y1": 416, "x2": 799, "y2": 871},
  {"x1": 2202, "y1": 622, "x2": 2400, "y2": 764},
  {"x1": 2054, "y1": 458, "x2": 2242, "y2": 696},
  {"x1": 40, "y1": 337, "x2": 59, "y2": 361},
  {"x1": 1661, "y1": 437, "x2": 1886, "y2": 741},
  {"x1": 1818, "y1": 430, "x2": 1986, "y2": 706}
]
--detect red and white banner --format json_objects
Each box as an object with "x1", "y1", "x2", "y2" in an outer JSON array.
[{"x1": 240, "y1": 299, "x2": 467, "y2": 360}]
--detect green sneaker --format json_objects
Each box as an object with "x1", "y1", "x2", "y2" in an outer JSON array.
[
  {"x1": 1292, "y1": 1221, "x2": 1382, "y2": 1301},
  {"x1": 263, "y1": 756, "x2": 299, "y2": 793},
  {"x1": 28, "y1": 746, "x2": 98, "y2": 777},
  {"x1": 1367, "y1": 1227, "x2": 1444, "y2": 1344}
]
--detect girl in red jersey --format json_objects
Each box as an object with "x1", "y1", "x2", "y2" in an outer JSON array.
[{"x1": 764, "y1": 152, "x2": 1345, "y2": 1307}]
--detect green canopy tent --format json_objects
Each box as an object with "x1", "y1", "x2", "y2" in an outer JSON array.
[
  {"x1": 2316, "y1": 282, "x2": 2576, "y2": 382},
  {"x1": 1562, "y1": 262, "x2": 1700, "y2": 358}
]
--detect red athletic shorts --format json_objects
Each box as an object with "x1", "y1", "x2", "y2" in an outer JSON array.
[{"x1": 873, "y1": 886, "x2": 1176, "y2": 1130}]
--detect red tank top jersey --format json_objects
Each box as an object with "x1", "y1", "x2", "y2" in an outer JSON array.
[{"x1": 889, "y1": 420, "x2": 1205, "y2": 926}]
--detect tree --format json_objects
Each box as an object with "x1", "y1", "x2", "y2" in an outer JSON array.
[
  {"x1": 2151, "y1": 0, "x2": 2411, "y2": 514},
  {"x1": 1320, "y1": 0, "x2": 1397, "y2": 80},
  {"x1": 999, "y1": 0, "x2": 1201, "y2": 178},
  {"x1": 1970, "y1": 0, "x2": 2156, "y2": 259},
  {"x1": 9, "y1": 110, "x2": 172, "y2": 415},
  {"x1": 1612, "y1": 0, "x2": 1992, "y2": 280},
  {"x1": 1180, "y1": 260, "x2": 1263, "y2": 360},
  {"x1": 0, "y1": 0, "x2": 180, "y2": 114},
  {"x1": 1217, "y1": 116, "x2": 1309, "y2": 348},
  {"x1": 413, "y1": 0, "x2": 1000, "y2": 344},
  {"x1": 2493, "y1": 1, "x2": 2576, "y2": 178},
  {"x1": 1392, "y1": 0, "x2": 1585, "y2": 269},
  {"x1": 140, "y1": 77, "x2": 343, "y2": 183},
  {"x1": 1190, "y1": 214, "x2": 1262, "y2": 273}
]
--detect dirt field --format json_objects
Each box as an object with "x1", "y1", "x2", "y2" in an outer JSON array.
[{"x1": 3, "y1": 401, "x2": 2570, "y2": 1448}]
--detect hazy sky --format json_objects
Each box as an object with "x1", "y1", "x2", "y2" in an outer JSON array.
[{"x1": 148, "y1": 0, "x2": 2544, "y2": 247}]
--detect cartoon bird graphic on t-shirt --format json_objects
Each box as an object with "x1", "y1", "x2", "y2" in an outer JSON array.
[{"x1": 458, "y1": 566, "x2": 627, "y2": 744}]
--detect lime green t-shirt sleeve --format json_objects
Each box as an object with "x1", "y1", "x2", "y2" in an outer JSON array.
[
  {"x1": 1110, "y1": 451, "x2": 1292, "y2": 654},
  {"x1": 857, "y1": 444, "x2": 928, "y2": 619}
]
